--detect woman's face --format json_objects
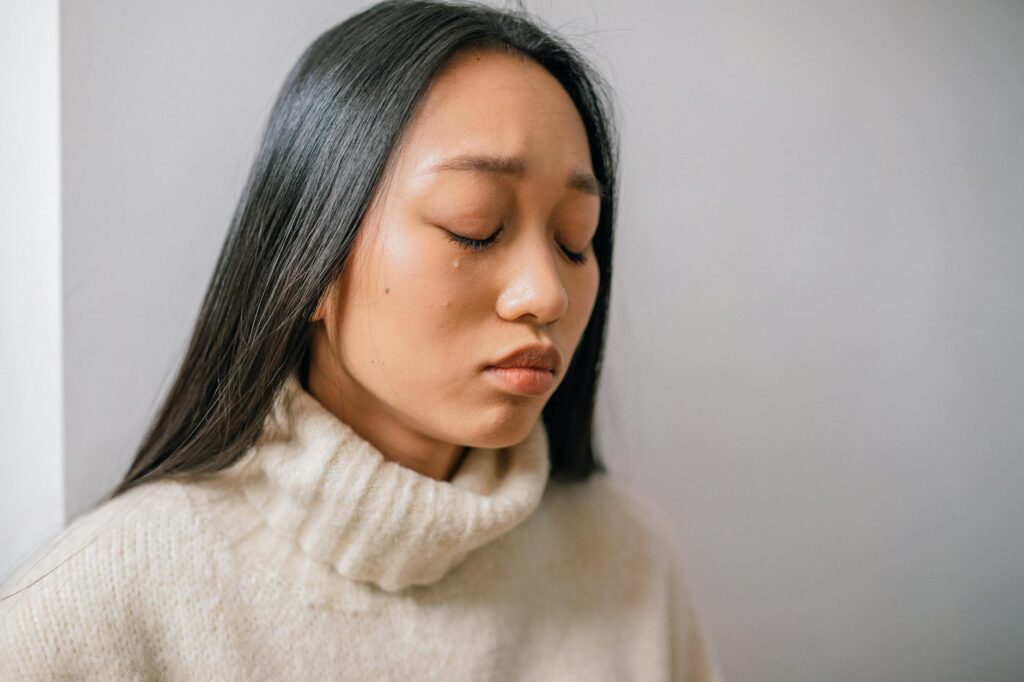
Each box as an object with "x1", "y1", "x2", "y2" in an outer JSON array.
[{"x1": 309, "y1": 48, "x2": 601, "y2": 468}]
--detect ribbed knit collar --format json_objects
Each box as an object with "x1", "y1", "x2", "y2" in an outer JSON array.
[{"x1": 223, "y1": 370, "x2": 552, "y2": 593}]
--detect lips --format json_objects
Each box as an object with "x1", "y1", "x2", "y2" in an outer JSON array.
[
  {"x1": 486, "y1": 343, "x2": 562, "y2": 372},
  {"x1": 485, "y1": 366, "x2": 555, "y2": 395}
]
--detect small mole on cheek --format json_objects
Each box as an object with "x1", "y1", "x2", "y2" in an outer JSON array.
[{"x1": 384, "y1": 287, "x2": 390, "y2": 294}]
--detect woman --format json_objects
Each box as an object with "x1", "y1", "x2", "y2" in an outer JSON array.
[{"x1": 0, "y1": 1, "x2": 723, "y2": 679}]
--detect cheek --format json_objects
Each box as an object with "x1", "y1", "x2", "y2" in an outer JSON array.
[
  {"x1": 340, "y1": 223, "x2": 486, "y2": 384},
  {"x1": 388, "y1": 230, "x2": 465, "y2": 308}
]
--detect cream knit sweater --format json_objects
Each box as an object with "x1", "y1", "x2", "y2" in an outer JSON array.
[{"x1": 0, "y1": 372, "x2": 724, "y2": 681}]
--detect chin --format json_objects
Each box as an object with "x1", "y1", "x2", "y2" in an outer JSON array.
[{"x1": 457, "y1": 404, "x2": 541, "y2": 448}]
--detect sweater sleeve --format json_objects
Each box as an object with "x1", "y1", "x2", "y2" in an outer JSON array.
[{"x1": 664, "y1": 535, "x2": 726, "y2": 682}]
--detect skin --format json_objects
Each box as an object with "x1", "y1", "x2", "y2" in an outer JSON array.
[{"x1": 307, "y1": 48, "x2": 601, "y2": 482}]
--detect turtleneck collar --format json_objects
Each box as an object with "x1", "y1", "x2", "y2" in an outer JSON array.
[{"x1": 219, "y1": 370, "x2": 552, "y2": 593}]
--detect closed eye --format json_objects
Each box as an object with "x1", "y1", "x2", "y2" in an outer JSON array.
[
  {"x1": 561, "y1": 244, "x2": 588, "y2": 265},
  {"x1": 443, "y1": 225, "x2": 590, "y2": 266},
  {"x1": 443, "y1": 227, "x2": 502, "y2": 251}
]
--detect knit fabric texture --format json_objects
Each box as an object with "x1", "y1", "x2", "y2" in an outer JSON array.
[{"x1": 0, "y1": 372, "x2": 725, "y2": 681}]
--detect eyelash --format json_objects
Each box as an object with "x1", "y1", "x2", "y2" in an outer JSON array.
[{"x1": 444, "y1": 226, "x2": 589, "y2": 265}]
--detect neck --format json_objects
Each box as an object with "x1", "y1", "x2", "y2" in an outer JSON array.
[
  {"x1": 305, "y1": 356, "x2": 468, "y2": 482},
  {"x1": 445, "y1": 446, "x2": 471, "y2": 482}
]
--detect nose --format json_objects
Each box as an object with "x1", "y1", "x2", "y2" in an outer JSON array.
[{"x1": 494, "y1": 231, "x2": 569, "y2": 325}]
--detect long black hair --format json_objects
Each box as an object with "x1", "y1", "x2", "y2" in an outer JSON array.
[{"x1": 111, "y1": 0, "x2": 620, "y2": 499}]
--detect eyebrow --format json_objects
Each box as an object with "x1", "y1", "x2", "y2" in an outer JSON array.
[{"x1": 425, "y1": 154, "x2": 605, "y2": 197}]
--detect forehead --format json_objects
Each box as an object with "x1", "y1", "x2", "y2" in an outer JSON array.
[{"x1": 392, "y1": 49, "x2": 594, "y2": 180}]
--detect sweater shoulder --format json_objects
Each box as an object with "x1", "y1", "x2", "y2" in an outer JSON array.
[
  {"x1": 1, "y1": 480, "x2": 189, "y2": 595},
  {"x1": 0, "y1": 480, "x2": 194, "y2": 675},
  {"x1": 536, "y1": 474, "x2": 725, "y2": 681},
  {"x1": 541, "y1": 471, "x2": 682, "y2": 565}
]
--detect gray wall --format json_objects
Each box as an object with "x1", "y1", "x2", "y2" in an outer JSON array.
[
  {"x1": 0, "y1": 0, "x2": 65, "y2": 583},
  {"x1": 5, "y1": 1, "x2": 1024, "y2": 680}
]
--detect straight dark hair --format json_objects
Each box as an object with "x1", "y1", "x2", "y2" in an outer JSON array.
[{"x1": 111, "y1": 0, "x2": 620, "y2": 500}]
